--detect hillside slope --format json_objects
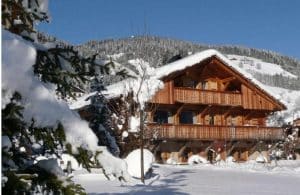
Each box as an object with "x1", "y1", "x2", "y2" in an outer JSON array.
[{"x1": 75, "y1": 36, "x2": 300, "y2": 76}]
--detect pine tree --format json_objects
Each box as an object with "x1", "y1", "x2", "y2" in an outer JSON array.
[
  {"x1": 2, "y1": 92, "x2": 88, "y2": 194},
  {"x1": 88, "y1": 76, "x2": 121, "y2": 156},
  {"x1": 2, "y1": 0, "x2": 127, "y2": 193}
]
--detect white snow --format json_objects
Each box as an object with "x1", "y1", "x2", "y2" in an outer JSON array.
[
  {"x1": 188, "y1": 155, "x2": 208, "y2": 165},
  {"x1": 73, "y1": 160, "x2": 300, "y2": 195},
  {"x1": 263, "y1": 85, "x2": 300, "y2": 123},
  {"x1": 122, "y1": 131, "x2": 129, "y2": 138},
  {"x1": 36, "y1": 158, "x2": 64, "y2": 176},
  {"x1": 128, "y1": 116, "x2": 140, "y2": 133},
  {"x1": 33, "y1": 155, "x2": 48, "y2": 164},
  {"x1": 125, "y1": 149, "x2": 155, "y2": 178},
  {"x1": 166, "y1": 158, "x2": 177, "y2": 165},
  {"x1": 68, "y1": 91, "x2": 96, "y2": 110},
  {"x1": 226, "y1": 156, "x2": 236, "y2": 163},
  {"x1": 228, "y1": 54, "x2": 298, "y2": 78},
  {"x1": 2, "y1": 29, "x2": 98, "y2": 151},
  {"x1": 107, "y1": 52, "x2": 124, "y2": 60},
  {"x1": 19, "y1": 146, "x2": 26, "y2": 153},
  {"x1": 2, "y1": 136, "x2": 12, "y2": 151},
  {"x1": 96, "y1": 146, "x2": 131, "y2": 181},
  {"x1": 103, "y1": 59, "x2": 163, "y2": 109},
  {"x1": 58, "y1": 153, "x2": 82, "y2": 171},
  {"x1": 256, "y1": 154, "x2": 268, "y2": 163},
  {"x1": 32, "y1": 143, "x2": 42, "y2": 150}
]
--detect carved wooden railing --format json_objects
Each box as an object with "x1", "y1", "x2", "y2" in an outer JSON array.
[
  {"x1": 147, "y1": 123, "x2": 283, "y2": 140},
  {"x1": 174, "y1": 87, "x2": 242, "y2": 106}
]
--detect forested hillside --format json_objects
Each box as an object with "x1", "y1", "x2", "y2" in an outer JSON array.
[{"x1": 75, "y1": 36, "x2": 300, "y2": 75}]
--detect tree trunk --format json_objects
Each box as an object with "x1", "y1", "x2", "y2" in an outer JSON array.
[{"x1": 140, "y1": 109, "x2": 145, "y2": 183}]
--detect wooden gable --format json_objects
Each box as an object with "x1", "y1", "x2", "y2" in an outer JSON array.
[
  {"x1": 210, "y1": 56, "x2": 286, "y2": 111},
  {"x1": 151, "y1": 55, "x2": 286, "y2": 111}
]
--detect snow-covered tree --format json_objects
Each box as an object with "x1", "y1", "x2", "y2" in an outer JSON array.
[
  {"x1": 2, "y1": 1, "x2": 130, "y2": 194},
  {"x1": 87, "y1": 76, "x2": 121, "y2": 156}
]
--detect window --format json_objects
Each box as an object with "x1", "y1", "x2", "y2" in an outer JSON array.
[
  {"x1": 179, "y1": 111, "x2": 196, "y2": 124},
  {"x1": 174, "y1": 76, "x2": 197, "y2": 88},
  {"x1": 153, "y1": 110, "x2": 172, "y2": 124}
]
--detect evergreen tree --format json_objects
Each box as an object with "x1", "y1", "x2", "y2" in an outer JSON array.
[
  {"x1": 88, "y1": 76, "x2": 120, "y2": 156},
  {"x1": 2, "y1": 91, "x2": 88, "y2": 194},
  {"x1": 2, "y1": 0, "x2": 127, "y2": 193}
]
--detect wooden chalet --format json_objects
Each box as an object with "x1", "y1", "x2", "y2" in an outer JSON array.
[
  {"x1": 144, "y1": 50, "x2": 286, "y2": 162},
  {"x1": 72, "y1": 49, "x2": 287, "y2": 162}
]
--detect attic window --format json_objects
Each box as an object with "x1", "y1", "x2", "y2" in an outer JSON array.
[{"x1": 174, "y1": 75, "x2": 197, "y2": 88}]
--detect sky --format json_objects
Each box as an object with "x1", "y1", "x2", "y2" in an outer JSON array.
[{"x1": 38, "y1": 0, "x2": 300, "y2": 60}]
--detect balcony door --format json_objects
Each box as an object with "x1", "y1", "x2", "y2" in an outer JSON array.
[{"x1": 179, "y1": 111, "x2": 197, "y2": 124}]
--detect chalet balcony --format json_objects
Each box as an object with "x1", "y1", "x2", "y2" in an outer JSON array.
[
  {"x1": 174, "y1": 87, "x2": 242, "y2": 106},
  {"x1": 147, "y1": 123, "x2": 283, "y2": 140}
]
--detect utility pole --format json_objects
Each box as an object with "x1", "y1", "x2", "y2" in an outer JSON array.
[{"x1": 140, "y1": 108, "x2": 145, "y2": 184}]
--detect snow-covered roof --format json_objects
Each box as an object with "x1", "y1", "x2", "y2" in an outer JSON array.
[
  {"x1": 154, "y1": 49, "x2": 286, "y2": 109},
  {"x1": 154, "y1": 49, "x2": 220, "y2": 79},
  {"x1": 70, "y1": 49, "x2": 287, "y2": 110}
]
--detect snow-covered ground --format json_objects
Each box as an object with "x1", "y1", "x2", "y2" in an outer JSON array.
[
  {"x1": 73, "y1": 160, "x2": 300, "y2": 195},
  {"x1": 227, "y1": 54, "x2": 298, "y2": 78}
]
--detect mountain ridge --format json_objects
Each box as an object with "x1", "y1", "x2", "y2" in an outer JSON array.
[{"x1": 74, "y1": 35, "x2": 300, "y2": 76}]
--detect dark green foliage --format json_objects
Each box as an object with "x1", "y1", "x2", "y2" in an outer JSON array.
[
  {"x1": 65, "y1": 143, "x2": 73, "y2": 154},
  {"x1": 29, "y1": 167, "x2": 86, "y2": 195},
  {"x1": 33, "y1": 46, "x2": 118, "y2": 99},
  {"x1": 63, "y1": 180, "x2": 87, "y2": 195},
  {"x1": 1, "y1": 92, "x2": 88, "y2": 194},
  {"x1": 2, "y1": 171, "x2": 31, "y2": 194},
  {"x1": 28, "y1": 120, "x2": 66, "y2": 155},
  {"x1": 65, "y1": 143, "x2": 95, "y2": 172},
  {"x1": 2, "y1": 0, "x2": 49, "y2": 39},
  {"x1": 87, "y1": 76, "x2": 120, "y2": 156},
  {"x1": 33, "y1": 46, "x2": 96, "y2": 99},
  {"x1": 2, "y1": 92, "x2": 25, "y2": 135},
  {"x1": 3, "y1": 169, "x2": 87, "y2": 195},
  {"x1": 69, "y1": 147, "x2": 94, "y2": 172}
]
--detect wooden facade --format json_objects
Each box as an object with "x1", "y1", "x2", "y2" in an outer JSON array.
[{"x1": 146, "y1": 56, "x2": 286, "y2": 142}]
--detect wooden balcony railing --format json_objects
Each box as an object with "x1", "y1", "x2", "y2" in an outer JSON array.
[
  {"x1": 147, "y1": 123, "x2": 283, "y2": 140},
  {"x1": 174, "y1": 87, "x2": 242, "y2": 106}
]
